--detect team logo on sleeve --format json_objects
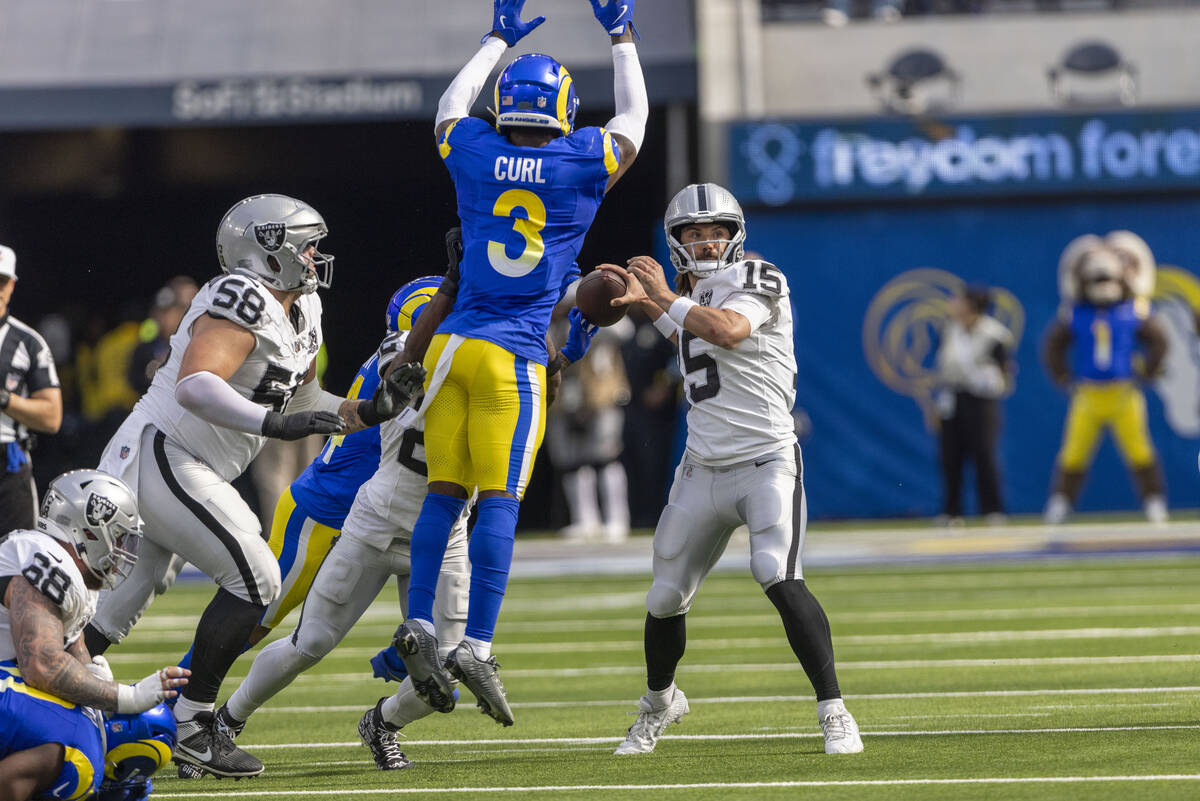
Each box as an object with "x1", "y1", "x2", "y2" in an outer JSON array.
[
  {"x1": 254, "y1": 222, "x2": 287, "y2": 252},
  {"x1": 85, "y1": 493, "x2": 118, "y2": 526}
]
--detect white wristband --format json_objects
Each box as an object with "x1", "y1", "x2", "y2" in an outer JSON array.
[
  {"x1": 668, "y1": 297, "x2": 697, "y2": 328},
  {"x1": 116, "y1": 682, "x2": 135, "y2": 713},
  {"x1": 652, "y1": 313, "x2": 678, "y2": 339}
]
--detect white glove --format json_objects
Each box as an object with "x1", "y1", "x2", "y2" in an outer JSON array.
[
  {"x1": 87, "y1": 655, "x2": 113, "y2": 682},
  {"x1": 116, "y1": 667, "x2": 187, "y2": 714}
]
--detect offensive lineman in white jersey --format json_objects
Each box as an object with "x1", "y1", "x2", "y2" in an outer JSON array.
[
  {"x1": 599, "y1": 183, "x2": 863, "y2": 756},
  {"x1": 79, "y1": 195, "x2": 425, "y2": 779},
  {"x1": 212, "y1": 277, "x2": 471, "y2": 772},
  {"x1": 0, "y1": 470, "x2": 187, "y2": 801}
]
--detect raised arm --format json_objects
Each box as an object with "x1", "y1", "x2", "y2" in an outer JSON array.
[
  {"x1": 434, "y1": 1, "x2": 546, "y2": 142},
  {"x1": 590, "y1": 1, "x2": 647, "y2": 192}
]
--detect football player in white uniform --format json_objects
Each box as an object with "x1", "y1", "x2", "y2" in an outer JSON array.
[
  {"x1": 213, "y1": 276, "x2": 472, "y2": 773},
  {"x1": 0, "y1": 470, "x2": 187, "y2": 801},
  {"x1": 78, "y1": 195, "x2": 424, "y2": 779},
  {"x1": 599, "y1": 183, "x2": 863, "y2": 756}
]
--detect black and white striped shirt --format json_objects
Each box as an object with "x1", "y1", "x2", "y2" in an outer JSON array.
[{"x1": 0, "y1": 314, "x2": 59, "y2": 446}]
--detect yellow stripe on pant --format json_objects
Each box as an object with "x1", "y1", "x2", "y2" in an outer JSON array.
[
  {"x1": 422, "y1": 334, "x2": 547, "y2": 499},
  {"x1": 1057, "y1": 380, "x2": 1157, "y2": 471},
  {"x1": 261, "y1": 487, "x2": 341, "y2": 630}
]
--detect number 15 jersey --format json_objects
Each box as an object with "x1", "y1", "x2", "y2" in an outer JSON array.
[
  {"x1": 680, "y1": 261, "x2": 798, "y2": 466},
  {"x1": 135, "y1": 271, "x2": 324, "y2": 480},
  {"x1": 437, "y1": 116, "x2": 620, "y2": 364}
]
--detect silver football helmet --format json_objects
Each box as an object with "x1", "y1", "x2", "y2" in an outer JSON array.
[
  {"x1": 36, "y1": 470, "x2": 141, "y2": 590},
  {"x1": 664, "y1": 183, "x2": 747, "y2": 278},
  {"x1": 215, "y1": 194, "x2": 334, "y2": 294}
]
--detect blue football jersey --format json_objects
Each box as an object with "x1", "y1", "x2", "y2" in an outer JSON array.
[
  {"x1": 437, "y1": 116, "x2": 619, "y2": 363},
  {"x1": 288, "y1": 334, "x2": 399, "y2": 528},
  {"x1": 1068, "y1": 301, "x2": 1144, "y2": 381}
]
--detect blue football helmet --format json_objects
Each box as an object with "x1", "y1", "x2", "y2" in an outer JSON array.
[
  {"x1": 98, "y1": 703, "x2": 176, "y2": 801},
  {"x1": 493, "y1": 53, "x2": 579, "y2": 136},
  {"x1": 386, "y1": 276, "x2": 443, "y2": 333}
]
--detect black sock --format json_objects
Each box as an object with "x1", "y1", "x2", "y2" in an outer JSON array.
[
  {"x1": 182, "y1": 588, "x2": 265, "y2": 705},
  {"x1": 766, "y1": 579, "x2": 841, "y2": 701},
  {"x1": 644, "y1": 612, "x2": 686, "y2": 692},
  {"x1": 82, "y1": 623, "x2": 113, "y2": 656}
]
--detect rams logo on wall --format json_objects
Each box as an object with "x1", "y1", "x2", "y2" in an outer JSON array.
[
  {"x1": 862, "y1": 268, "x2": 1024, "y2": 430},
  {"x1": 1151, "y1": 266, "x2": 1200, "y2": 437}
]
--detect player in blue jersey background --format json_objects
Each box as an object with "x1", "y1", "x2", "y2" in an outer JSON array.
[
  {"x1": 392, "y1": 0, "x2": 648, "y2": 727},
  {"x1": 1042, "y1": 235, "x2": 1169, "y2": 524}
]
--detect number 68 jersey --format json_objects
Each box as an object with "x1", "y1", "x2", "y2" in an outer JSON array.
[
  {"x1": 135, "y1": 271, "x2": 324, "y2": 480},
  {"x1": 0, "y1": 530, "x2": 95, "y2": 661},
  {"x1": 679, "y1": 260, "x2": 798, "y2": 467}
]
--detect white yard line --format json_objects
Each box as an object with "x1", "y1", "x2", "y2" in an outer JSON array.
[
  {"x1": 246, "y1": 685, "x2": 1200, "y2": 713},
  {"x1": 151, "y1": 773, "x2": 1200, "y2": 797},
  {"x1": 236, "y1": 724, "x2": 1200, "y2": 750}
]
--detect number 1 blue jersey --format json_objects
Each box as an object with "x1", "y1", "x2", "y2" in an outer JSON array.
[
  {"x1": 1068, "y1": 300, "x2": 1143, "y2": 381},
  {"x1": 437, "y1": 116, "x2": 620, "y2": 363}
]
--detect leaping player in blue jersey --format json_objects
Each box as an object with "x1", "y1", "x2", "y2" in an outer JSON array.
[{"x1": 391, "y1": 0, "x2": 648, "y2": 727}]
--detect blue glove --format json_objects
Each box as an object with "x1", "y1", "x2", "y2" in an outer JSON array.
[
  {"x1": 486, "y1": 0, "x2": 547, "y2": 46},
  {"x1": 588, "y1": 0, "x2": 638, "y2": 38},
  {"x1": 561, "y1": 307, "x2": 600, "y2": 363}
]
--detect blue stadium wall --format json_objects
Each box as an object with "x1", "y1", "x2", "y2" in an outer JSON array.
[{"x1": 722, "y1": 109, "x2": 1200, "y2": 520}]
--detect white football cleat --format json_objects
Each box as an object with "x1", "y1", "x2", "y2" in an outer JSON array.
[
  {"x1": 820, "y1": 708, "x2": 864, "y2": 754},
  {"x1": 1144, "y1": 495, "x2": 1169, "y2": 525},
  {"x1": 1043, "y1": 493, "x2": 1070, "y2": 525},
  {"x1": 614, "y1": 689, "x2": 689, "y2": 755}
]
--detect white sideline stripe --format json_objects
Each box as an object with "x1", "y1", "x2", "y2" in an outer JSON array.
[
  {"x1": 120, "y1": 602, "x2": 1200, "y2": 633},
  {"x1": 214, "y1": 653, "x2": 1200, "y2": 683},
  {"x1": 149, "y1": 776, "x2": 1200, "y2": 796},
  {"x1": 240, "y1": 724, "x2": 1200, "y2": 750},
  {"x1": 252, "y1": 685, "x2": 1200, "y2": 713}
]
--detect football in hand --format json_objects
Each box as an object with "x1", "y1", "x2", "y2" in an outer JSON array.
[{"x1": 574, "y1": 270, "x2": 628, "y2": 327}]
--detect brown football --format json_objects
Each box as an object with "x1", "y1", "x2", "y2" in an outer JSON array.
[{"x1": 574, "y1": 270, "x2": 628, "y2": 327}]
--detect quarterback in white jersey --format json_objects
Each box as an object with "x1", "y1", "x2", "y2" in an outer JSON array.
[
  {"x1": 600, "y1": 183, "x2": 863, "y2": 757},
  {"x1": 0, "y1": 470, "x2": 186, "y2": 801},
  {"x1": 216, "y1": 324, "x2": 471, "y2": 773},
  {"x1": 80, "y1": 195, "x2": 425, "y2": 780}
]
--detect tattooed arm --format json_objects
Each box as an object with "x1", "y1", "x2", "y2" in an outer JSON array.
[
  {"x1": 65, "y1": 634, "x2": 91, "y2": 666},
  {"x1": 8, "y1": 575, "x2": 118, "y2": 710}
]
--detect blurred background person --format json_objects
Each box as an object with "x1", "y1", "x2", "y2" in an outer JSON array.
[
  {"x1": 128, "y1": 275, "x2": 199, "y2": 395},
  {"x1": 934, "y1": 284, "x2": 1014, "y2": 525},
  {"x1": 620, "y1": 307, "x2": 683, "y2": 530},
  {"x1": 547, "y1": 312, "x2": 634, "y2": 542},
  {"x1": 1043, "y1": 237, "x2": 1169, "y2": 524},
  {"x1": 0, "y1": 244, "x2": 62, "y2": 538}
]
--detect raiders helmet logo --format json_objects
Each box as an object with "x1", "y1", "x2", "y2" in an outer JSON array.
[
  {"x1": 85, "y1": 493, "x2": 118, "y2": 527},
  {"x1": 699, "y1": 289, "x2": 713, "y2": 307},
  {"x1": 254, "y1": 222, "x2": 287, "y2": 253}
]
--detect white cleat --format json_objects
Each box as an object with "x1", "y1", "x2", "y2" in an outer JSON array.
[
  {"x1": 1043, "y1": 493, "x2": 1070, "y2": 525},
  {"x1": 1144, "y1": 495, "x2": 1169, "y2": 525},
  {"x1": 820, "y1": 709, "x2": 864, "y2": 754},
  {"x1": 614, "y1": 689, "x2": 689, "y2": 755}
]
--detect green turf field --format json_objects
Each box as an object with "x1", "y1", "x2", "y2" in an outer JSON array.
[{"x1": 106, "y1": 552, "x2": 1200, "y2": 800}]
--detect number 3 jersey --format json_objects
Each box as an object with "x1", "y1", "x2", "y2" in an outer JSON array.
[
  {"x1": 0, "y1": 530, "x2": 95, "y2": 661},
  {"x1": 437, "y1": 116, "x2": 620, "y2": 364},
  {"x1": 123, "y1": 271, "x2": 324, "y2": 481},
  {"x1": 679, "y1": 260, "x2": 798, "y2": 466}
]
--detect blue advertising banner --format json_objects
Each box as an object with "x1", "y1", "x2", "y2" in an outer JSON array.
[
  {"x1": 737, "y1": 197, "x2": 1200, "y2": 520},
  {"x1": 729, "y1": 109, "x2": 1200, "y2": 205}
]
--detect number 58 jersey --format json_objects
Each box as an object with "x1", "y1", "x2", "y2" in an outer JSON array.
[
  {"x1": 437, "y1": 116, "x2": 620, "y2": 364},
  {"x1": 680, "y1": 260, "x2": 798, "y2": 466},
  {"x1": 0, "y1": 530, "x2": 95, "y2": 661},
  {"x1": 135, "y1": 271, "x2": 324, "y2": 480}
]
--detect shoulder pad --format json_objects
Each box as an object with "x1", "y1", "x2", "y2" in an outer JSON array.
[
  {"x1": 202, "y1": 275, "x2": 272, "y2": 330},
  {"x1": 731, "y1": 260, "x2": 788, "y2": 298},
  {"x1": 376, "y1": 330, "x2": 406, "y2": 375}
]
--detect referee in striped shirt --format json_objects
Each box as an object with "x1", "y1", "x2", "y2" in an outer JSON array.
[{"x1": 0, "y1": 244, "x2": 61, "y2": 538}]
